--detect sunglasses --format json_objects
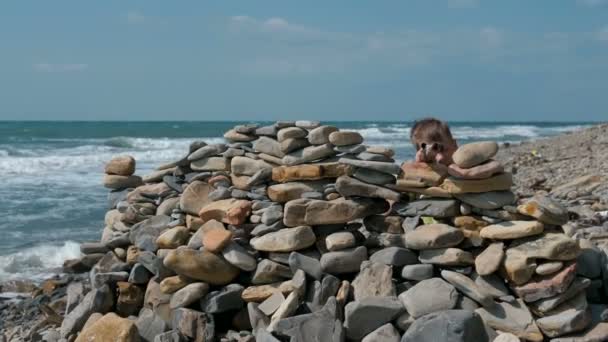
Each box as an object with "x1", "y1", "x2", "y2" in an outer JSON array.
[{"x1": 417, "y1": 142, "x2": 444, "y2": 152}]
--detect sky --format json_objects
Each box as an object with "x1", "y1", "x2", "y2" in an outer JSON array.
[{"x1": 0, "y1": 0, "x2": 607, "y2": 122}]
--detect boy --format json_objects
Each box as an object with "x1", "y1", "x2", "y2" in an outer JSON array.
[{"x1": 410, "y1": 118, "x2": 458, "y2": 166}]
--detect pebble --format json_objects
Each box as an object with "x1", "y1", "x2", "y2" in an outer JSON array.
[
  {"x1": 401, "y1": 264, "x2": 434, "y2": 281},
  {"x1": 344, "y1": 296, "x2": 404, "y2": 340},
  {"x1": 250, "y1": 226, "x2": 316, "y2": 252},
  {"x1": 398, "y1": 278, "x2": 458, "y2": 318},
  {"x1": 452, "y1": 141, "x2": 499, "y2": 168}
]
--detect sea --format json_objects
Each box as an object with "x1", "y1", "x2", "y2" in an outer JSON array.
[{"x1": 0, "y1": 121, "x2": 593, "y2": 283}]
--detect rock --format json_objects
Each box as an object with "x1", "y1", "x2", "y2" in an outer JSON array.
[
  {"x1": 404, "y1": 223, "x2": 464, "y2": 250},
  {"x1": 280, "y1": 138, "x2": 310, "y2": 154},
  {"x1": 103, "y1": 174, "x2": 143, "y2": 189},
  {"x1": 512, "y1": 262, "x2": 577, "y2": 302},
  {"x1": 156, "y1": 226, "x2": 189, "y2": 249},
  {"x1": 504, "y1": 233, "x2": 580, "y2": 285},
  {"x1": 75, "y1": 312, "x2": 139, "y2": 342},
  {"x1": 163, "y1": 248, "x2": 240, "y2": 285},
  {"x1": 277, "y1": 127, "x2": 307, "y2": 141},
  {"x1": 369, "y1": 247, "x2": 418, "y2": 266},
  {"x1": 357, "y1": 151, "x2": 393, "y2": 162},
  {"x1": 261, "y1": 206, "x2": 283, "y2": 225},
  {"x1": 159, "y1": 275, "x2": 191, "y2": 294},
  {"x1": 352, "y1": 261, "x2": 396, "y2": 300},
  {"x1": 401, "y1": 264, "x2": 434, "y2": 281},
  {"x1": 448, "y1": 160, "x2": 504, "y2": 180},
  {"x1": 231, "y1": 156, "x2": 273, "y2": 176},
  {"x1": 258, "y1": 291, "x2": 285, "y2": 316},
  {"x1": 329, "y1": 131, "x2": 363, "y2": 146},
  {"x1": 364, "y1": 215, "x2": 404, "y2": 234},
  {"x1": 320, "y1": 246, "x2": 368, "y2": 274},
  {"x1": 188, "y1": 144, "x2": 228, "y2": 161},
  {"x1": 353, "y1": 167, "x2": 396, "y2": 185},
  {"x1": 222, "y1": 242, "x2": 257, "y2": 271},
  {"x1": 577, "y1": 240, "x2": 602, "y2": 279},
  {"x1": 199, "y1": 199, "x2": 252, "y2": 225},
  {"x1": 129, "y1": 215, "x2": 171, "y2": 252},
  {"x1": 250, "y1": 226, "x2": 316, "y2": 252},
  {"x1": 325, "y1": 231, "x2": 357, "y2": 251},
  {"x1": 308, "y1": 126, "x2": 339, "y2": 145},
  {"x1": 202, "y1": 228, "x2": 233, "y2": 253},
  {"x1": 224, "y1": 129, "x2": 256, "y2": 142},
  {"x1": 344, "y1": 296, "x2": 404, "y2": 340},
  {"x1": 440, "y1": 173, "x2": 513, "y2": 194},
  {"x1": 535, "y1": 292, "x2": 590, "y2": 338},
  {"x1": 441, "y1": 270, "x2": 493, "y2": 307},
  {"x1": 251, "y1": 259, "x2": 292, "y2": 284},
  {"x1": 116, "y1": 281, "x2": 144, "y2": 316},
  {"x1": 398, "y1": 278, "x2": 458, "y2": 318},
  {"x1": 475, "y1": 299, "x2": 543, "y2": 342},
  {"x1": 172, "y1": 308, "x2": 214, "y2": 342},
  {"x1": 268, "y1": 181, "x2": 327, "y2": 203},
  {"x1": 455, "y1": 191, "x2": 516, "y2": 210},
  {"x1": 452, "y1": 141, "x2": 498, "y2": 168},
  {"x1": 170, "y1": 283, "x2": 210, "y2": 309},
  {"x1": 241, "y1": 280, "x2": 295, "y2": 303},
  {"x1": 336, "y1": 175, "x2": 401, "y2": 201},
  {"x1": 517, "y1": 195, "x2": 568, "y2": 225},
  {"x1": 401, "y1": 310, "x2": 490, "y2": 342},
  {"x1": 180, "y1": 181, "x2": 213, "y2": 215},
  {"x1": 338, "y1": 158, "x2": 400, "y2": 175},
  {"x1": 288, "y1": 252, "x2": 323, "y2": 280},
  {"x1": 530, "y1": 277, "x2": 592, "y2": 314},
  {"x1": 536, "y1": 261, "x2": 563, "y2": 275},
  {"x1": 419, "y1": 248, "x2": 474, "y2": 266},
  {"x1": 271, "y1": 298, "x2": 340, "y2": 342},
  {"x1": 253, "y1": 137, "x2": 285, "y2": 158},
  {"x1": 283, "y1": 197, "x2": 389, "y2": 227},
  {"x1": 60, "y1": 285, "x2": 114, "y2": 338},
  {"x1": 492, "y1": 333, "x2": 520, "y2": 342},
  {"x1": 399, "y1": 162, "x2": 448, "y2": 187},
  {"x1": 295, "y1": 120, "x2": 320, "y2": 129},
  {"x1": 475, "y1": 242, "x2": 504, "y2": 275},
  {"x1": 105, "y1": 155, "x2": 136, "y2": 176},
  {"x1": 479, "y1": 221, "x2": 544, "y2": 240},
  {"x1": 272, "y1": 164, "x2": 323, "y2": 182},
  {"x1": 393, "y1": 199, "x2": 459, "y2": 218},
  {"x1": 200, "y1": 283, "x2": 245, "y2": 313},
  {"x1": 190, "y1": 157, "x2": 230, "y2": 171},
  {"x1": 282, "y1": 144, "x2": 336, "y2": 166},
  {"x1": 362, "y1": 323, "x2": 400, "y2": 342},
  {"x1": 136, "y1": 308, "x2": 169, "y2": 342}
]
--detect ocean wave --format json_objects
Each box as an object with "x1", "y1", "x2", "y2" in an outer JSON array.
[{"x1": 0, "y1": 241, "x2": 82, "y2": 282}]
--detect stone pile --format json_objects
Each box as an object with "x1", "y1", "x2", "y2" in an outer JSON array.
[{"x1": 48, "y1": 121, "x2": 607, "y2": 341}]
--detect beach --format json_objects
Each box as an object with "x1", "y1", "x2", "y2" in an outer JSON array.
[{"x1": 1, "y1": 122, "x2": 607, "y2": 341}]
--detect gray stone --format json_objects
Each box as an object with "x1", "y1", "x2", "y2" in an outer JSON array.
[
  {"x1": 470, "y1": 272, "x2": 510, "y2": 299},
  {"x1": 353, "y1": 167, "x2": 396, "y2": 185},
  {"x1": 369, "y1": 247, "x2": 418, "y2": 267},
  {"x1": 170, "y1": 283, "x2": 210, "y2": 309},
  {"x1": 250, "y1": 226, "x2": 316, "y2": 252},
  {"x1": 248, "y1": 302, "x2": 270, "y2": 332},
  {"x1": 253, "y1": 137, "x2": 285, "y2": 158},
  {"x1": 475, "y1": 299, "x2": 543, "y2": 342},
  {"x1": 280, "y1": 138, "x2": 310, "y2": 154},
  {"x1": 258, "y1": 292, "x2": 285, "y2": 316},
  {"x1": 352, "y1": 261, "x2": 396, "y2": 300},
  {"x1": 344, "y1": 296, "x2": 404, "y2": 340},
  {"x1": 272, "y1": 298, "x2": 340, "y2": 342},
  {"x1": 338, "y1": 158, "x2": 400, "y2": 175},
  {"x1": 223, "y1": 147, "x2": 245, "y2": 158},
  {"x1": 222, "y1": 242, "x2": 258, "y2": 271},
  {"x1": 336, "y1": 175, "x2": 401, "y2": 201},
  {"x1": 404, "y1": 223, "x2": 464, "y2": 250},
  {"x1": 398, "y1": 278, "x2": 458, "y2": 318},
  {"x1": 394, "y1": 199, "x2": 459, "y2": 218},
  {"x1": 308, "y1": 126, "x2": 338, "y2": 145},
  {"x1": 529, "y1": 277, "x2": 591, "y2": 314},
  {"x1": 277, "y1": 127, "x2": 308, "y2": 142},
  {"x1": 401, "y1": 310, "x2": 490, "y2": 342},
  {"x1": 80, "y1": 242, "x2": 109, "y2": 255},
  {"x1": 452, "y1": 141, "x2": 498, "y2": 168},
  {"x1": 282, "y1": 144, "x2": 336, "y2": 166},
  {"x1": 419, "y1": 248, "x2": 474, "y2": 266},
  {"x1": 129, "y1": 215, "x2": 171, "y2": 252},
  {"x1": 325, "y1": 231, "x2": 357, "y2": 251},
  {"x1": 65, "y1": 282, "x2": 85, "y2": 315},
  {"x1": 535, "y1": 292, "x2": 590, "y2": 338},
  {"x1": 251, "y1": 221, "x2": 284, "y2": 237},
  {"x1": 401, "y1": 264, "x2": 434, "y2": 281},
  {"x1": 136, "y1": 307, "x2": 169, "y2": 342},
  {"x1": 295, "y1": 120, "x2": 320, "y2": 129},
  {"x1": 154, "y1": 331, "x2": 186, "y2": 342},
  {"x1": 441, "y1": 270, "x2": 494, "y2": 308},
  {"x1": 261, "y1": 206, "x2": 283, "y2": 225},
  {"x1": 171, "y1": 308, "x2": 214, "y2": 342},
  {"x1": 362, "y1": 323, "x2": 400, "y2": 342},
  {"x1": 188, "y1": 144, "x2": 227, "y2": 161},
  {"x1": 320, "y1": 246, "x2": 368, "y2": 274},
  {"x1": 335, "y1": 144, "x2": 366, "y2": 154},
  {"x1": 255, "y1": 125, "x2": 278, "y2": 137},
  {"x1": 231, "y1": 156, "x2": 273, "y2": 176},
  {"x1": 60, "y1": 285, "x2": 113, "y2": 338},
  {"x1": 138, "y1": 251, "x2": 174, "y2": 279},
  {"x1": 329, "y1": 131, "x2": 363, "y2": 146},
  {"x1": 517, "y1": 195, "x2": 569, "y2": 226},
  {"x1": 200, "y1": 283, "x2": 245, "y2": 313},
  {"x1": 252, "y1": 259, "x2": 293, "y2": 284},
  {"x1": 208, "y1": 187, "x2": 231, "y2": 201},
  {"x1": 455, "y1": 191, "x2": 516, "y2": 210},
  {"x1": 356, "y1": 152, "x2": 393, "y2": 162},
  {"x1": 475, "y1": 242, "x2": 504, "y2": 276},
  {"x1": 289, "y1": 252, "x2": 323, "y2": 280},
  {"x1": 93, "y1": 271, "x2": 129, "y2": 288}
]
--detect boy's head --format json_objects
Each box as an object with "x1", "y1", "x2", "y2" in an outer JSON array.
[{"x1": 410, "y1": 117, "x2": 457, "y2": 165}]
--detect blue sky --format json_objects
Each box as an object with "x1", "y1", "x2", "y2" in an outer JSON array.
[{"x1": 1, "y1": 0, "x2": 607, "y2": 121}]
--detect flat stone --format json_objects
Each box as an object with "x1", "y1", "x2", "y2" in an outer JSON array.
[
  {"x1": 357, "y1": 151, "x2": 393, "y2": 162},
  {"x1": 536, "y1": 261, "x2": 563, "y2": 276},
  {"x1": 178, "y1": 181, "x2": 213, "y2": 216},
  {"x1": 250, "y1": 226, "x2": 316, "y2": 252},
  {"x1": 170, "y1": 283, "x2": 210, "y2": 309},
  {"x1": 129, "y1": 215, "x2": 171, "y2": 252},
  {"x1": 401, "y1": 264, "x2": 434, "y2": 281},
  {"x1": 480, "y1": 220, "x2": 544, "y2": 240},
  {"x1": 190, "y1": 157, "x2": 229, "y2": 171},
  {"x1": 362, "y1": 323, "x2": 400, "y2": 342},
  {"x1": 283, "y1": 197, "x2": 389, "y2": 227},
  {"x1": 202, "y1": 227, "x2": 233, "y2": 253},
  {"x1": 401, "y1": 310, "x2": 490, "y2": 342},
  {"x1": 369, "y1": 247, "x2": 418, "y2": 267},
  {"x1": 200, "y1": 283, "x2": 245, "y2": 313},
  {"x1": 222, "y1": 241, "x2": 257, "y2": 271},
  {"x1": 224, "y1": 129, "x2": 256, "y2": 142},
  {"x1": 338, "y1": 158, "x2": 400, "y2": 175},
  {"x1": 398, "y1": 278, "x2": 458, "y2": 318},
  {"x1": 231, "y1": 156, "x2": 273, "y2": 176},
  {"x1": 344, "y1": 296, "x2": 404, "y2": 340},
  {"x1": 75, "y1": 313, "x2": 138, "y2": 342},
  {"x1": 448, "y1": 160, "x2": 504, "y2": 180},
  {"x1": 277, "y1": 127, "x2": 307, "y2": 141},
  {"x1": 295, "y1": 120, "x2": 320, "y2": 129},
  {"x1": 549, "y1": 304, "x2": 608, "y2": 342},
  {"x1": 136, "y1": 308, "x2": 169, "y2": 342},
  {"x1": 156, "y1": 226, "x2": 189, "y2": 249},
  {"x1": 188, "y1": 144, "x2": 227, "y2": 161},
  {"x1": 268, "y1": 181, "x2": 328, "y2": 203},
  {"x1": 103, "y1": 174, "x2": 143, "y2": 190},
  {"x1": 353, "y1": 167, "x2": 396, "y2": 185},
  {"x1": 163, "y1": 248, "x2": 240, "y2": 285},
  {"x1": 441, "y1": 270, "x2": 494, "y2": 307},
  {"x1": 512, "y1": 262, "x2": 577, "y2": 302},
  {"x1": 455, "y1": 191, "x2": 516, "y2": 210},
  {"x1": 199, "y1": 198, "x2": 252, "y2": 225},
  {"x1": 252, "y1": 259, "x2": 292, "y2": 284},
  {"x1": 393, "y1": 199, "x2": 459, "y2": 218},
  {"x1": 105, "y1": 155, "x2": 136, "y2": 176},
  {"x1": 419, "y1": 248, "x2": 474, "y2": 266},
  {"x1": 272, "y1": 298, "x2": 340, "y2": 342},
  {"x1": 475, "y1": 242, "x2": 504, "y2": 275},
  {"x1": 325, "y1": 231, "x2": 357, "y2": 251},
  {"x1": 329, "y1": 131, "x2": 363, "y2": 146},
  {"x1": 440, "y1": 173, "x2": 513, "y2": 194},
  {"x1": 399, "y1": 162, "x2": 448, "y2": 187},
  {"x1": 336, "y1": 175, "x2": 401, "y2": 201},
  {"x1": 320, "y1": 246, "x2": 368, "y2": 274},
  {"x1": 364, "y1": 215, "x2": 404, "y2": 234},
  {"x1": 256, "y1": 125, "x2": 278, "y2": 136},
  {"x1": 517, "y1": 195, "x2": 568, "y2": 225},
  {"x1": 535, "y1": 293, "x2": 591, "y2": 338},
  {"x1": 60, "y1": 285, "x2": 114, "y2": 338},
  {"x1": 282, "y1": 144, "x2": 336, "y2": 166},
  {"x1": 452, "y1": 141, "x2": 498, "y2": 168},
  {"x1": 171, "y1": 308, "x2": 214, "y2": 342},
  {"x1": 280, "y1": 138, "x2": 310, "y2": 154},
  {"x1": 288, "y1": 252, "x2": 323, "y2": 280},
  {"x1": 352, "y1": 261, "x2": 396, "y2": 300},
  {"x1": 475, "y1": 299, "x2": 543, "y2": 342},
  {"x1": 308, "y1": 125, "x2": 339, "y2": 145},
  {"x1": 241, "y1": 280, "x2": 296, "y2": 303},
  {"x1": 258, "y1": 291, "x2": 285, "y2": 316},
  {"x1": 405, "y1": 223, "x2": 464, "y2": 250},
  {"x1": 530, "y1": 277, "x2": 591, "y2": 315}
]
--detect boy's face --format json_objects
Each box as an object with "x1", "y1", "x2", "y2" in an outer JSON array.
[{"x1": 414, "y1": 136, "x2": 457, "y2": 166}]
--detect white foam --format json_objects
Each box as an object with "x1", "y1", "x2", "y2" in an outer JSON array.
[{"x1": 0, "y1": 241, "x2": 82, "y2": 282}]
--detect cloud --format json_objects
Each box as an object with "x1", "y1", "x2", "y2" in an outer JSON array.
[
  {"x1": 448, "y1": 0, "x2": 479, "y2": 8},
  {"x1": 480, "y1": 27, "x2": 503, "y2": 48},
  {"x1": 577, "y1": 0, "x2": 608, "y2": 7},
  {"x1": 597, "y1": 25, "x2": 608, "y2": 42},
  {"x1": 126, "y1": 11, "x2": 145, "y2": 24},
  {"x1": 33, "y1": 63, "x2": 88, "y2": 73}
]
